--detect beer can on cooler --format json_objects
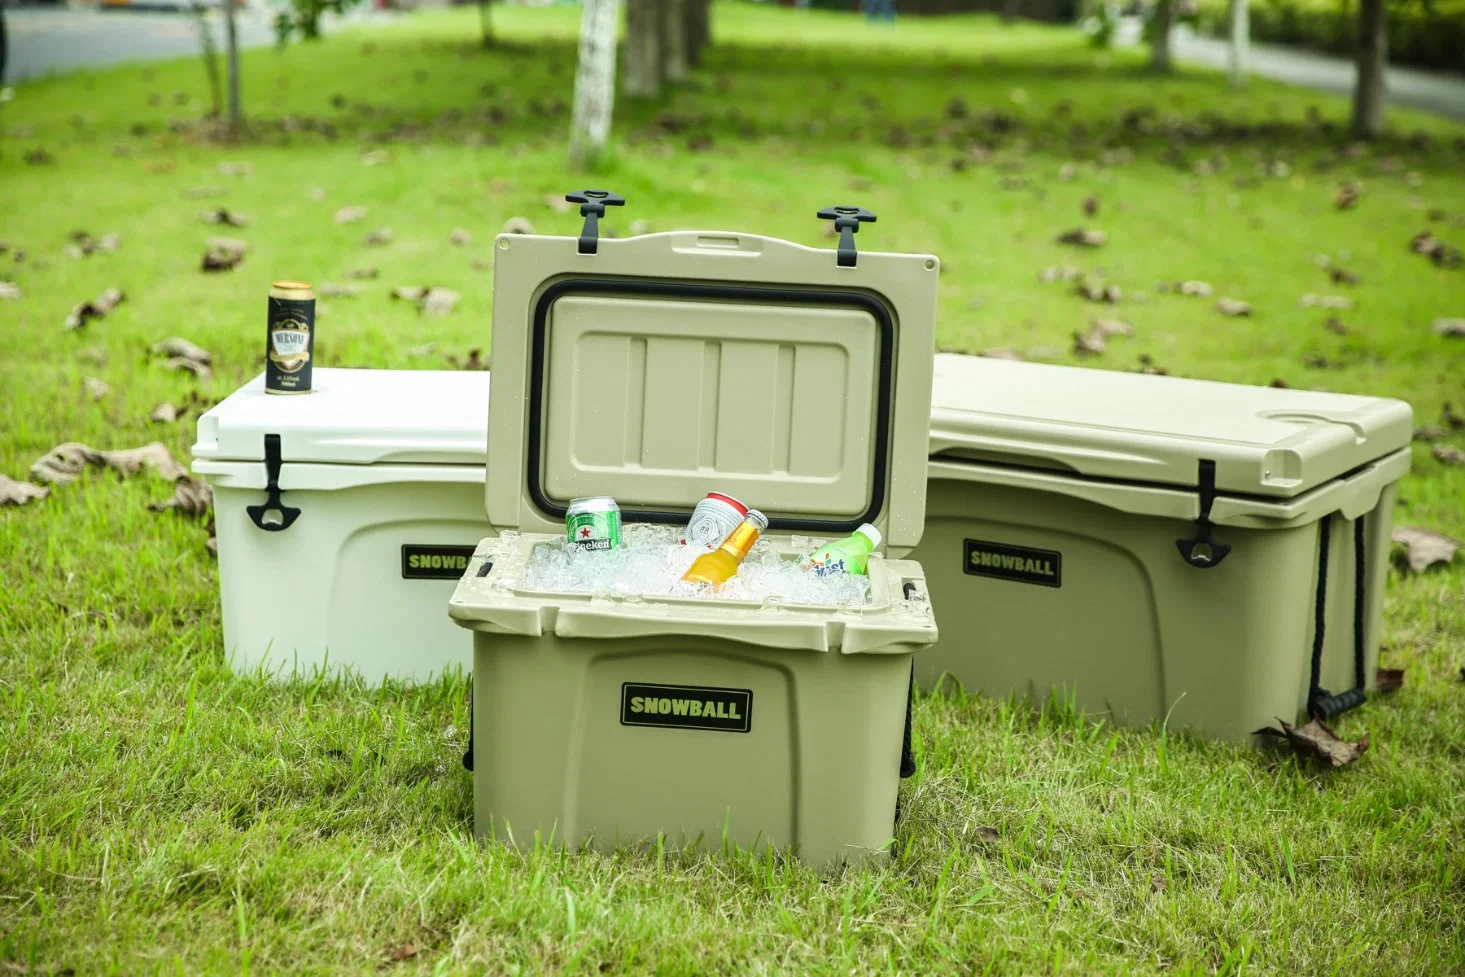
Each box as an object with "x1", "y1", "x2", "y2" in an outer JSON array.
[
  {"x1": 266, "y1": 280, "x2": 315, "y2": 395},
  {"x1": 683, "y1": 492, "x2": 749, "y2": 548},
  {"x1": 565, "y1": 497, "x2": 622, "y2": 552}
]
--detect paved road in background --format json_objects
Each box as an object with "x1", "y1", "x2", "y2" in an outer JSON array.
[
  {"x1": 5, "y1": 5, "x2": 393, "y2": 84},
  {"x1": 1171, "y1": 27, "x2": 1465, "y2": 124}
]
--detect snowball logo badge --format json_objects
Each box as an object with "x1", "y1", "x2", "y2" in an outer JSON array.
[{"x1": 265, "y1": 281, "x2": 315, "y2": 395}]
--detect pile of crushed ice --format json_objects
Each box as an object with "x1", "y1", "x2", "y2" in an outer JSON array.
[{"x1": 514, "y1": 524, "x2": 873, "y2": 606}]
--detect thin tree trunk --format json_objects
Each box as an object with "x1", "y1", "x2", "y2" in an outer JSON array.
[
  {"x1": 478, "y1": 0, "x2": 494, "y2": 47},
  {"x1": 1352, "y1": 0, "x2": 1387, "y2": 139},
  {"x1": 1001, "y1": 0, "x2": 1021, "y2": 25},
  {"x1": 624, "y1": 0, "x2": 662, "y2": 98},
  {"x1": 661, "y1": 0, "x2": 688, "y2": 83},
  {"x1": 1150, "y1": 0, "x2": 1173, "y2": 72},
  {"x1": 1226, "y1": 0, "x2": 1248, "y2": 86},
  {"x1": 190, "y1": 0, "x2": 223, "y2": 119},
  {"x1": 569, "y1": 0, "x2": 621, "y2": 170},
  {"x1": 685, "y1": 0, "x2": 710, "y2": 68},
  {"x1": 223, "y1": 0, "x2": 242, "y2": 135}
]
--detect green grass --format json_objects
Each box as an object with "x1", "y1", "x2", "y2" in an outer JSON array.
[{"x1": 2, "y1": 3, "x2": 1465, "y2": 973}]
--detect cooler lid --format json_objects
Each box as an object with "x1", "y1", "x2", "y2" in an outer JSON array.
[
  {"x1": 192, "y1": 369, "x2": 490, "y2": 466},
  {"x1": 485, "y1": 221, "x2": 939, "y2": 555},
  {"x1": 929, "y1": 354, "x2": 1412, "y2": 498}
]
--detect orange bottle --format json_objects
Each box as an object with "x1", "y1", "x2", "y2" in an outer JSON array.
[{"x1": 682, "y1": 510, "x2": 769, "y2": 586}]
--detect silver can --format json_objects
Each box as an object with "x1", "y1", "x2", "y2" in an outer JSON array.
[
  {"x1": 565, "y1": 497, "x2": 622, "y2": 552},
  {"x1": 683, "y1": 492, "x2": 749, "y2": 548}
]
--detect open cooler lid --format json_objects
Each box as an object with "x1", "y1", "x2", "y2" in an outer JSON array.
[
  {"x1": 928, "y1": 354, "x2": 1412, "y2": 499},
  {"x1": 485, "y1": 201, "x2": 939, "y2": 556},
  {"x1": 193, "y1": 369, "x2": 490, "y2": 465}
]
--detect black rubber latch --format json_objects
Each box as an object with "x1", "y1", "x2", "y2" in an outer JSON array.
[
  {"x1": 817, "y1": 205, "x2": 877, "y2": 267},
  {"x1": 1175, "y1": 459, "x2": 1231, "y2": 569},
  {"x1": 1311, "y1": 686, "x2": 1368, "y2": 718},
  {"x1": 566, "y1": 189, "x2": 625, "y2": 255},
  {"x1": 475, "y1": 559, "x2": 495, "y2": 578},
  {"x1": 245, "y1": 433, "x2": 301, "y2": 532},
  {"x1": 463, "y1": 685, "x2": 474, "y2": 772}
]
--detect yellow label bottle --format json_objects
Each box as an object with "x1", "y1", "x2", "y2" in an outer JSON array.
[{"x1": 682, "y1": 510, "x2": 769, "y2": 586}]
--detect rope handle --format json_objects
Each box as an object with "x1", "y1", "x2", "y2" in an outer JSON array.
[{"x1": 1307, "y1": 514, "x2": 1369, "y2": 719}]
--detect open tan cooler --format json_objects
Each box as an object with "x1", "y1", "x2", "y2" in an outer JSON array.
[
  {"x1": 450, "y1": 208, "x2": 941, "y2": 866},
  {"x1": 913, "y1": 353, "x2": 1412, "y2": 742}
]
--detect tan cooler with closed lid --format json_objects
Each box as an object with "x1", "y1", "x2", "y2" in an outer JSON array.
[
  {"x1": 449, "y1": 199, "x2": 940, "y2": 867},
  {"x1": 914, "y1": 353, "x2": 1412, "y2": 742}
]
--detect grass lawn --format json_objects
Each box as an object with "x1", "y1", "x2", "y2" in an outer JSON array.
[{"x1": 2, "y1": 3, "x2": 1464, "y2": 973}]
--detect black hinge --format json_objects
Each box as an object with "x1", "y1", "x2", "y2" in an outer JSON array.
[
  {"x1": 245, "y1": 433, "x2": 301, "y2": 532},
  {"x1": 1174, "y1": 459, "x2": 1231, "y2": 569},
  {"x1": 817, "y1": 205, "x2": 877, "y2": 267},
  {"x1": 566, "y1": 189, "x2": 625, "y2": 255}
]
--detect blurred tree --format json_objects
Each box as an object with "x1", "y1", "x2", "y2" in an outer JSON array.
[
  {"x1": 624, "y1": 0, "x2": 664, "y2": 97},
  {"x1": 1352, "y1": 0, "x2": 1386, "y2": 137},
  {"x1": 685, "y1": 0, "x2": 711, "y2": 66},
  {"x1": 570, "y1": 0, "x2": 622, "y2": 168},
  {"x1": 1148, "y1": 0, "x2": 1174, "y2": 70},
  {"x1": 274, "y1": 0, "x2": 363, "y2": 42},
  {"x1": 188, "y1": 0, "x2": 224, "y2": 117},
  {"x1": 478, "y1": 0, "x2": 495, "y2": 46},
  {"x1": 224, "y1": 0, "x2": 242, "y2": 134},
  {"x1": 1227, "y1": 0, "x2": 1248, "y2": 86},
  {"x1": 662, "y1": 0, "x2": 689, "y2": 81}
]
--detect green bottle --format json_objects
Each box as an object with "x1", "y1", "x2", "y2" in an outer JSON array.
[{"x1": 803, "y1": 523, "x2": 882, "y2": 576}]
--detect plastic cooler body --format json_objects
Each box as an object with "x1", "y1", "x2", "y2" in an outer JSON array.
[
  {"x1": 459, "y1": 224, "x2": 941, "y2": 866},
  {"x1": 915, "y1": 354, "x2": 1413, "y2": 742}
]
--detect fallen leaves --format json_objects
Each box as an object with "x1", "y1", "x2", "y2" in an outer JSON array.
[
  {"x1": 1038, "y1": 266, "x2": 1082, "y2": 283},
  {"x1": 30, "y1": 441, "x2": 187, "y2": 485},
  {"x1": 83, "y1": 377, "x2": 111, "y2": 401},
  {"x1": 1432, "y1": 444, "x2": 1465, "y2": 466},
  {"x1": 1090, "y1": 317, "x2": 1134, "y2": 338},
  {"x1": 151, "y1": 337, "x2": 213, "y2": 380},
  {"x1": 333, "y1": 205, "x2": 367, "y2": 224},
  {"x1": 0, "y1": 282, "x2": 19, "y2": 300},
  {"x1": 389, "y1": 944, "x2": 419, "y2": 963},
  {"x1": 1301, "y1": 293, "x2": 1352, "y2": 310},
  {"x1": 392, "y1": 286, "x2": 460, "y2": 317},
  {"x1": 148, "y1": 477, "x2": 213, "y2": 517},
  {"x1": 202, "y1": 236, "x2": 248, "y2": 272},
  {"x1": 1158, "y1": 280, "x2": 1214, "y2": 297},
  {"x1": 1334, "y1": 181, "x2": 1361, "y2": 210},
  {"x1": 501, "y1": 216, "x2": 535, "y2": 235},
  {"x1": 447, "y1": 348, "x2": 488, "y2": 370},
  {"x1": 0, "y1": 475, "x2": 48, "y2": 507},
  {"x1": 317, "y1": 283, "x2": 360, "y2": 298},
  {"x1": 1391, "y1": 525, "x2": 1459, "y2": 573},
  {"x1": 1056, "y1": 227, "x2": 1107, "y2": 248},
  {"x1": 1413, "y1": 424, "x2": 1447, "y2": 442},
  {"x1": 364, "y1": 228, "x2": 394, "y2": 246},
  {"x1": 63, "y1": 287, "x2": 125, "y2": 331},
  {"x1": 1374, "y1": 667, "x2": 1404, "y2": 694},
  {"x1": 1074, "y1": 280, "x2": 1122, "y2": 303},
  {"x1": 1256, "y1": 718, "x2": 1368, "y2": 768},
  {"x1": 1072, "y1": 317, "x2": 1134, "y2": 358},
  {"x1": 1410, "y1": 230, "x2": 1462, "y2": 269},
  {"x1": 348, "y1": 266, "x2": 380, "y2": 280},
  {"x1": 1081, "y1": 195, "x2": 1099, "y2": 217},
  {"x1": 1216, "y1": 297, "x2": 1252, "y2": 317},
  {"x1": 1323, "y1": 316, "x2": 1354, "y2": 336},
  {"x1": 65, "y1": 230, "x2": 121, "y2": 258},
  {"x1": 1434, "y1": 318, "x2": 1465, "y2": 338},
  {"x1": 449, "y1": 228, "x2": 473, "y2": 246},
  {"x1": 199, "y1": 207, "x2": 248, "y2": 227}
]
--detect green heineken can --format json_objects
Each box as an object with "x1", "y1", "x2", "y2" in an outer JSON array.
[{"x1": 565, "y1": 497, "x2": 622, "y2": 552}]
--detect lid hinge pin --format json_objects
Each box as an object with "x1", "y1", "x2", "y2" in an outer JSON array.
[
  {"x1": 566, "y1": 189, "x2": 626, "y2": 255},
  {"x1": 245, "y1": 433, "x2": 301, "y2": 532},
  {"x1": 1175, "y1": 459, "x2": 1231, "y2": 569},
  {"x1": 816, "y1": 205, "x2": 877, "y2": 267}
]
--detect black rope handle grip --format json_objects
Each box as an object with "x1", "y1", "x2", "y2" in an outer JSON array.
[{"x1": 1307, "y1": 513, "x2": 1369, "y2": 719}]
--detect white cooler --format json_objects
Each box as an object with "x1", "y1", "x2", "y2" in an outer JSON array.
[{"x1": 193, "y1": 369, "x2": 492, "y2": 682}]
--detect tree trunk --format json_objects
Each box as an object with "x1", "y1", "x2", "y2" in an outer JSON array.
[
  {"x1": 1226, "y1": 0, "x2": 1248, "y2": 86},
  {"x1": 569, "y1": 0, "x2": 621, "y2": 170},
  {"x1": 1001, "y1": 0, "x2": 1022, "y2": 25},
  {"x1": 685, "y1": 0, "x2": 710, "y2": 68},
  {"x1": 1150, "y1": 0, "x2": 1173, "y2": 72},
  {"x1": 223, "y1": 0, "x2": 242, "y2": 135},
  {"x1": 661, "y1": 0, "x2": 688, "y2": 83},
  {"x1": 623, "y1": 0, "x2": 662, "y2": 98},
  {"x1": 189, "y1": 0, "x2": 223, "y2": 118},
  {"x1": 478, "y1": 0, "x2": 494, "y2": 47},
  {"x1": 1352, "y1": 0, "x2": 1387, "y2": 139}
]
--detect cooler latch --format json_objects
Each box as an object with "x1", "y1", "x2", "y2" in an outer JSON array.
[
  {"x1": 245, "y1": 433, "x2": 301, "y2": 532},
  {"x1": 1175, "y1": 459, "x2": 1231, "y2": 569},
  {"x1": 817, "y1": 205, "x2": 877, "y2": 267},
  {"x1": 566, "y1": 189, "x2": 625, "y2": 255}
]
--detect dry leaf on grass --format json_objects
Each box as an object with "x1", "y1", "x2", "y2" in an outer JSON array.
[
  {"x1": 1334, "y1": 181, "x2": 1361, "y2": 210},
  {"x1": 1074, "y1": 281, "x2": 1122, "y2": 304},
  {"x1": 333, "y1": 205, "x2": 367, "y2": 224},
  {"x1": 1081, "y1": 195, "x2": 1099, "y2": 218},
  {"x1": 151, "y1": 337, "x2": 212, "y2": 366},
  {"x1": 30, "y1": 442, "x2": 102, "y2": 484},
  {"x1": 65, "y1": 230, "x2": 120, "y2": 258},
  {"x1": 364, "y1": 228, "x2": 394, "y2": 246},
  {"x1": 1, "y1": 475, "x2": 48, "y2": 506},
  {"x1": 389, "y1": 944, "x2": 419, "y2": 963},
  {"x1": 1410, "y1": 231, "x2": 1463, "y2": 268},
  {"x1": 182, "y1": 185, "x2": 225, "y2": 199},
  {"x1": 1323, "y1": 316, "x2": 1353, "y2": 336},
  {"x1": 1038, "y1": 266, "x2": 1082, "y2": 283},
  {"x1": 1432, "y1": 444, "x2": 1465, "y2": 466},
  {"x1": 1301, "y1": 293, "x2": 1352, "y2": 310},
  {"x1": 30, "y1": 441, "x2": 186, "y2": 484},
  {"x1": 360, "y1": 150, "x2": 391, "y2": 167},
  {"x1": 1434, "y1": 318, "x2": 1465, "y2": 338},
  {"x1": 1090, "y1": 318, "x2": 1133, "y2": 338},
  {"x1": 1056, "y1": 227, "x2": 1107, "y2": 248},
  {"x1": 160, "y1": 357, "x2": 211, "y2": 379},
  {"x1": 392, "y1": 286, "x2": 459, "y2": 316},
  {"x1": 217, "y1": 160, "x2": 252, "y2": 177},
  {"x1": 501, "y1": 216, "x2": 535, "y2": 235},
  {"x1": 1443, "y1": 403, "x2": 1464, "y2": 430},
  {"x1": 1269, "y1": 378, "x2": 1291, "y2": 388},
  {"x1": 103, "y1": 443, "x2": 189, "y2": 481},
  {"x1": 1256, "y1": 718, "x2": 1368, "y2": 768},
  {"x1": 447, "y1": 348, "x2": 489, "y2": 370},
  {"x1": 1413, "y1": 425, "x2": 1447, "y2": 442},
  {"x1": 1374, "y1": 667, "x2": 1404, "y2": 694},
  {"x1": 149, "y1": 402, "x2": 179, "y2": 424},
  {"x1": 199, "y1": 207, "x2": 248, "y2": 227},
  {"x1": 1328, "y1": 267, "x2": 1360, "y2": 286},
  {"x1": 149, "y1": 477, "x2": 212, "y2": 517},
  {"x1": 449, "y1": 228, "x2": 473, "y2": 246},
  {"x1": 317, "y1": 283, "x2": 360, "y2": 298},
  {"x1": 83, "y1": 377, "x2": 111, "y2": 401},
  {"x1": 1073, "y1": 329, "x2": 1106, "y2": 357},
  {"x1": 63, "y1": 287, "x2": 125, "y2": 331},
  {"x1": 348, "y1": 266, "x2": 379, "y2": 280},
  {"x1": 201, "y1": 237, "x2": 247, "y2": 272},
  {"x1": 0, "y1": 282, "x2": 20, "y2": 300},
  {"x1": 1391, "y1": 525, "x2": 1460, "y2": 573},
  {"x1": 405, "y1": 342, "x2": 438, "y2": 358},
  {"x1": 206, "y1": 536, "x2": 218, "y2": 557},
  {"x1": 1216, "y1": 298, "x2": 1252, "y2": 317}
]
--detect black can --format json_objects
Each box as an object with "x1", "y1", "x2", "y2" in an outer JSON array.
[{"x1": 266, "y1": 280, "x2": 315, "y2": 395}]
